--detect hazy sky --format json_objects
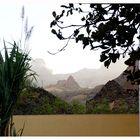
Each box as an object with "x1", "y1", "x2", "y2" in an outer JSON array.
[{"x1": 0, "y1": 0, "x2": 128, "y2": 74}]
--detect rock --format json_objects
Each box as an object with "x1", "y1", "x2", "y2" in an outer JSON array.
[
  {"x1": 47, "y1": 75, "x2": 81, "y2": 91},
  {"x1": 93, "y1": 80, "x2": 124, "y2": 101},
  {"x1": 65, "y1": 75, "x2": 81, "y2": 90},
  {"x1": 86, "y1": 79, "x2": 139, "y2": 113},
  {"x1": 109, "y1": 101, "x2": 115, "y2": 110}
]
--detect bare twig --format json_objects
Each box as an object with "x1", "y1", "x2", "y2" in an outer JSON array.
[
  {"x1": 47, "y1": 35, "x2": 72, "y2": 55},
  {"x1": 56, "y1": 23, "x2": 84, "y2": 29}
]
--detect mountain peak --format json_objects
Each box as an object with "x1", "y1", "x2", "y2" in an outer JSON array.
[
  {"x1": 66, "y1": 75, "x2": 80, "y2": 90},
  {"x1": 47, "y1": 75, "x2": 81, "y2": 91},
  {"x1": 67, "y1": 75, "x2": 75, "y2": 82}
]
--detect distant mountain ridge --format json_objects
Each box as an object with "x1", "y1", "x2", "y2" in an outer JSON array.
[
  {"x1": 46, "y1": 75, "x2": 103, "y2": 104},
  {"x1": 31, "y1": 58, "x2": 127, "y2": 88},
  {"x1": 16, "y1": 60, "x2": 139, "y2": 114},
  {"x1": 47, "y1": 75, "x2": 81, "y2": 91}
]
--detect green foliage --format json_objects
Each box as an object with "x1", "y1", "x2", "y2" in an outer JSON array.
[
  {"x1": 52, "y1": 98, "x2": 72, "y2": 114},
  {"x1": 87, "y1": 97, "x2": 138, "y2": 114},
  {"x1": 50, "y1": 4, "x2": 140, "y2": 83},
  {"x1": 129, "y1": 101, "x2": 139, "y2": 113},
  {"x1": 112, "y1": 98, "x2": 139, "y2": 114},
  {"x1": 32, "y1": 97, "x2": 54, "y2": 114},
  {"x1": 15, "y1": 87, "x2": 71, "y2": 115},
  {"x1": 112, "y1": 99, "x2": 128, "y2": 113},
  {"x1": 87, "y1": 99, "x2": 110, "y2": 114},
  {"x1": 16, "y1": 88, "x2": 35, "y2": 105},
  {"x1": 0, "y1": 41, "x2": 33, "y2": 136},
  {"x1": 32, "y1": 96, "x2": 71, "y2": 115},
  {"x1": 0, "y1": 7, "x2": 34, "y2": 136},
  {"x1": 70, "y1": 100, "x2": 86, "y2": 114},
  {"x1": 16, "y1": 87, "x2": 88, "y2": 115},
  {"x1": 15, "y1": 87, "x2": 139, "y2": 114}
]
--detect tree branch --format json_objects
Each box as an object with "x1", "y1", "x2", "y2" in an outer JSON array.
[
  {"x1": 47, "y1": 36, "x2": 72, "y2": 55},
  {"x1": 56, "y1": 23, "x2": 84, "y2": 29}
]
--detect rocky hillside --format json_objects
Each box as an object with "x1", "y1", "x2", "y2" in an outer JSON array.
[
  {"x1": 14, "y1": 87, "x2": 71, "y2": 115},
  {"x1": 46, "y1": 75, "x2": 81, "y2": 91},
  {"x1": 86, "y1": 62, "x2": 139, "y2": 114},
  {"x1": 90, "y1": 80, "x2": 124, "y2": 101},
  {"x1": 86, "y1": 80, "x2": 138, "y2": 114},
  {"x1": 14, "y1": 87, "x2": 87, "y2": 114},
  {"x1": 46, "y1": 75, "x2": 104, "y2": 104},
  {"x1": 115, "y1": 64, "x2": 139, "y2": 91},
  {"x1": 56, "y1": 75, "x2": 81, "y2": 90}
]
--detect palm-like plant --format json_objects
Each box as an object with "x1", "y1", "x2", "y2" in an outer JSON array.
[
  {"x1": 0, "y1": 41, "x2": 33, "y2": 136},
  {"x1": 0, "y1": 6, "x2": 34, "y2": 136}
]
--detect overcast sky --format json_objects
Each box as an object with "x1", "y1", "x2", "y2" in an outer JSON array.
[{"x1": 0, "y1": 0, "x2": 128, "y2": 74}]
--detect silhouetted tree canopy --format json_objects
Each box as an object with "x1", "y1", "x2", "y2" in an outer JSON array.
[{"x1": 50, "y1": 4, "x2": 140, "y2": 84}]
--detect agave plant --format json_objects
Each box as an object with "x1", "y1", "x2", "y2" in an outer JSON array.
[
  {"x1": 0, "y1": 40, "x2": 34, "y2": 136},
  {"x1": 0, "y1": 6, "x2": 35, "y2": 136}
]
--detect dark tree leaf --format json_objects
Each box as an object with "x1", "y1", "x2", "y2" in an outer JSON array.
[
  {"x1": 81, "y1": 17, "x2": 85, "y2": 21},
  {"x1": 69, "y1": 3, "x2": 74, "y2": 8},
  {"x1": 90, "y1": 4, "x2": 95, "y2": 8},
  {"x1": 115, "y1": 53, "x2": 120, "y2": 59},
  {"x1": 76, "y1": 34, "x2": 84, "y2": 43},
  {"x1": 50, "y1": 21, "x2": 56, "y2": 27},
  {"x1": 74, "y1": 29, "x2": 79, "y2": 37},
  {"x1": 137, "y1": 35, "x2": 140, "y2": 39},
  {"x1": 109, "y1": 53, "x2": 120, "y2": 63},
  {"x1": 82, "y1": 37, "x2": 89, "y2": 49},
  {"x1": 52, "y1": 11, "x2": 56, "y2": 18},
  {"x1": 125, "y1": 58, "x2": 135, "y2": 66},
  {"x1": 51, "y1": 29, "x2": 57, "y2": 34},
  {"x1": 104, "y1": 59, "x2": 111, "y2": 68},
  {"x1": 98, "y1": 23, "x2": 104, "y2": 29},
  {"x1": 109, "y1": 53, "x2": 117, "y2": 63},
  {"x1": 57, "y1": 34, "x2": 64, "y2": 40},
  {"x1": 78, "y1": 8, "x2": 83, "y2": 12},
  {"x1": 100, "y1": 53, "x2": 108, "y2": 62}
]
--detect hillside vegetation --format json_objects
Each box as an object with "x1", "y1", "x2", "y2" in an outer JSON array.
[
  {"x1": 86, "y1": 80, "x2": 139, "y2": 114},
  {"x1": 14, "y1": 84, "x2": 138, "y2": 114},
  {"x1": 14, "y1": 87, "x2": 86, "y2": 114}
]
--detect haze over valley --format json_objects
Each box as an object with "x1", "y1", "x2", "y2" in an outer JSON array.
[
  {"x1": 15, "y1": 58, "x2": 138, "y2": 114},
  {"x1": 28, "y1": 58, "x2": 131, "y2": 105},
  {"x1": 30, "y1": 58, "x2": 127, "y2": 88}
]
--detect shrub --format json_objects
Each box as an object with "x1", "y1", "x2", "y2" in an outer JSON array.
[
  {"x1": 70, "y1": 100, "x2": 86, "y2": 114},
  {"x1": 87, "y1": 99, "x2": 110, "y2": 114}
]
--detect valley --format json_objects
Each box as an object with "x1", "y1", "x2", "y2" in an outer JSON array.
[{"x1": 14, "y1": 60, "x2": 139, "y2": 114}]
